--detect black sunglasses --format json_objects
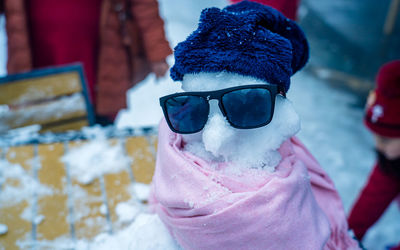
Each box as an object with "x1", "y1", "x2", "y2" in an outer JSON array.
[{"x1": 159, "y1": 84, "x2": 286, "y2": 134}]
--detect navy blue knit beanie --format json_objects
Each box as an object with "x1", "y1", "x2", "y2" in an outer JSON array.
[{"x1": 170, "y1": 1, "x2": 309, "y2": 92}]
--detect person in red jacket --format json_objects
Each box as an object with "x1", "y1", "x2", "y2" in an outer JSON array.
[
  {"x1": 229, "y1": 0, "x2": 300, "y2": 20},
  {"x1": 0, "y1": 0, "x2": 172, "y2": 125},
  {"x1": 348, "y1": 60, "x2": 400, "y2": 250}
]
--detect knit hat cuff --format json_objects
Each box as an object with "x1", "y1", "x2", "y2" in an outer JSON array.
[{"x1": 364, "y1": 118, "x2": 400, "y2": 138}]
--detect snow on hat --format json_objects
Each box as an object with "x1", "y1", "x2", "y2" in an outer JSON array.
[
  {"x1": 365, "y1": 60, "x2": 400, "y2": 137},
  {"x1": 170, "y1": 1, "x2": 309, "y2": 93}
]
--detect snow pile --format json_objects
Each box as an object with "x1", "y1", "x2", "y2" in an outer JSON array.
[
  {"x1": 16, "y1": 239, "x2": 69, "y2": 250},
  {"x1": 115, "y1": 202, "x2": 141, "y2": 224},
  {"x1": 0, "y1": 124, "x2": 42, "y2": 147},
  {"x1": 130, "y1": 182, "x2": 151, "y2": 202},
  {"x1": 116, "y1": 72, "x2": 182, "y2": 129},
  {"x1": 181, "y1": 72, "x2": 300, "y2": 171},
  {"x1": 75, "y1": 213, "x2": 180, "y2": 250},
  {"x1": 68, "y1": 184, "x2": 105, "y2": 226},
  {"x1": 114, "y1": 183, "x2": 151, "y2": 224},
  {"x1": 20, "y1": 206, "x2": 46, "y2": 226},
  {"x1": 61, "y1": 126, "x2": 132, "y2": 185},
  {"x1": 16, "y1": 182, "x2": 177, "y2": 250},
  {"x1": 0, "y1": 159, "x2": 52, "y2": 206}
]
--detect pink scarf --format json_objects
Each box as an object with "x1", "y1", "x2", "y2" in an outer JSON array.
[{"x1": 150, "y1": 120, "x2": 360, "y2": 250}]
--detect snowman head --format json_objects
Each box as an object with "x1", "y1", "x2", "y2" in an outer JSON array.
[
  {"x1": 163, "y1": 72, "x2": 300, "y2": 170},
  {"x1": 161, "y1": 2, "x2": 309, "y2": 170}
]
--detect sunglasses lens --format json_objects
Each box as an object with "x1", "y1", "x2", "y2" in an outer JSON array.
[
  {"x1": 222, "y1": 88, "x2": 272, "y2": 128},
  {"x1": 164, "y1": 95, "x2": 209, "y2": 133}
]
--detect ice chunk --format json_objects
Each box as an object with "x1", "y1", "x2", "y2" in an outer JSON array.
[
  {"x1": 131, "y1": 183, "x2": 151, "y2": 202},
  {"x1": 34, "y1": 215, "x2": 45, "y2": 225},
  {"x1": 100, "y1": 204, "x2": 108, "y2": 215},
  {"x1": 0, "y1": 224, "x2": 8, "y2": 235},
  {"x1": 116, "y1": 202, "x2": 140, "y2": 223}
]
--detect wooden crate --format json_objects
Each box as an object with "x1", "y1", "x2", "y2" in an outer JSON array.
[
  {"x1": 0, "y1": 64, "x2": 95, "y2": 134},
  {"x1": 0, "y1": 134, "x2": 157, "y2": 249}
]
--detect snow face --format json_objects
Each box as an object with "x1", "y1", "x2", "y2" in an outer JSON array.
[{"x1": 181, "y1": 72, "x2": 300, "y2": 171}]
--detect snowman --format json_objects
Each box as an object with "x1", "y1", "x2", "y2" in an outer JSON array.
[{"x1": 146, "y1": 2, "x2": 360, "y2": 249}]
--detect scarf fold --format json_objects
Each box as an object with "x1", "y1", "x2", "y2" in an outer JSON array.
[{"x1": 150, "y1": 119, "x2": 360, "y2": 250}]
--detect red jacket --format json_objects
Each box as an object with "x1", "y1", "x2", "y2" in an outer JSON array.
[
  {"x1": 348, "y1": 163, "x2": 400, "y2": 248},
  {"x1": 0, "y1": 0, "x2": 172, "y2": 117}
]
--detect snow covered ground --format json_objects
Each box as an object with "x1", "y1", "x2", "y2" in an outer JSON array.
[{"x1": 0, "y1": 0, "x2": 399, "y2": 249}]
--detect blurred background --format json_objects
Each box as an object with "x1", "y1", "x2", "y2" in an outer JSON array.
[
  {"x1": 2, "y1": 1, "x2": 399, "y2": 96},
  {"x1": 0, "y1": 0, "x2": 399, "y2": 249},
  {"x1": 299, "y1": 0, "x2": 400, "y2": 97}
]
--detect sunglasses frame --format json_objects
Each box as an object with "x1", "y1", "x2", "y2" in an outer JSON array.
[{"x1": 160, "y1": 84, "x2": 286, "y2": 134}]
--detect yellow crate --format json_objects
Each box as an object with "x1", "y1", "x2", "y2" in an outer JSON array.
[{"x1": 0, "y1": 64, "x2": 94, "y2": 133}]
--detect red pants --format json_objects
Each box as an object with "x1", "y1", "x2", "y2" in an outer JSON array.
[
  {"x1": 26, "y1": 0, "x2": 101, "y2": 104},
  {"x1": 348, "y1": 164, "x2": 400, "y2": 246}
]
